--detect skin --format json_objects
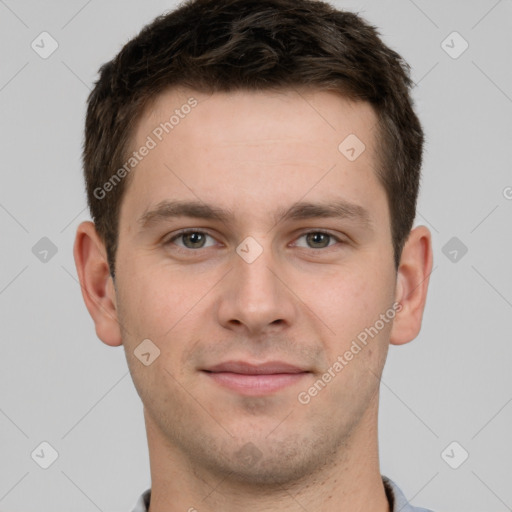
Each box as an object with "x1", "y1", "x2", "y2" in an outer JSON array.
[{"x1": 74, "y1": 87, "x2": 432, "y2": 512}]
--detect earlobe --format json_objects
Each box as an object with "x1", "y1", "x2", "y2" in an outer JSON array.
[
  {"x1": 73, "y1": 221, "x2": 123, "y2": 347},
  {"x1": 390, "y1": 225, "x2": 433, "y2": 346}
]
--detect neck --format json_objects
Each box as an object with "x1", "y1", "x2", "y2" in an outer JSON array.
[{"x1": 145, "y1": 396, "x2": 390, "y2": 512}]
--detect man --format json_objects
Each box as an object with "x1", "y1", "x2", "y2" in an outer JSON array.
[{"x1": 73, "y1": 0, "x2": 434, "y2": 510}]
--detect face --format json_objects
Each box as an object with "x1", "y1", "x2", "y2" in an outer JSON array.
[{"x1": 112, "y1": 88, "x2": 399, "y2": 484}]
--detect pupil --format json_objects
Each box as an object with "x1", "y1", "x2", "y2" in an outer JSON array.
[
  {"x1": 309, "y1": 233, "x2": 328, "y2": 248},
  {"x1": 187, "y1": 232, "x2": 203, "y2": 247}
]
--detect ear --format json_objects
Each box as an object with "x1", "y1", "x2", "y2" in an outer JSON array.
[
  {"x1": 390, "y1": 225, "x2": 433, "y2": 346},
  {"x1": 73, "y1": 221, "x2": 122, "y2": 347}
]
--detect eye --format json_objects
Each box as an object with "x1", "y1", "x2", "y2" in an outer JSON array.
[
  {"x1": 166, "y1": 230, "x2": 217, "y2": 250},
  {"x1": 164, "y1": 229, "x2": 344, "y2": 252},
  {"x1": 293, "y1": 231, "x2": 342, "y2": 249}
]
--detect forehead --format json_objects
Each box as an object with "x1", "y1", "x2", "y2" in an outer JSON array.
[
  {"x1": 121, "y1": 87, "x2": 386, "y2": 228},
  {"x1": 138, "y1": 86, "x2": 379, "y2": 155}
]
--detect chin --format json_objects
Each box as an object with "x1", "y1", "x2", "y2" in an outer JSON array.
[{"x1": 196, "y1": 429, "x2": 342, "y2": 488}]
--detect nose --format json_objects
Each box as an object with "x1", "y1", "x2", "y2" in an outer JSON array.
[{"x1": 216, "y1": 239, "x2": 297, "y2": 337}]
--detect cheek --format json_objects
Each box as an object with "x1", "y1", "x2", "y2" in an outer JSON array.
[
  {"x1": 311, "y1": 259, "x2": 396, "y2": 374},
  {"x1": 115, "y1": 269, "x2": 195, "y2": 400},
  {"x1": 117, "y1": 262, "x2": 215, "y2": 387},
  {"x1": 320, "y1": 266, "x2": 388, "y2": 326},
  {"x1": 121, "y1": 262, "x2": 195, "y2": 329}
]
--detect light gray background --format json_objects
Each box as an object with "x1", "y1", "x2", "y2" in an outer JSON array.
[{"x1": 1, "y1": 1, "x2": 511, "y2": 511}]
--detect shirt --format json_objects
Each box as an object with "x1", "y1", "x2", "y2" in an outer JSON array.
[{"x1": 130, "y1": 475, "x2": 435, "y2": 511}]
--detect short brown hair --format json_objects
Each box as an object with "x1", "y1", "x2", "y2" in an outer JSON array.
[{"x1": 83, "y1": 0, "x2": 424, "y2": 275}]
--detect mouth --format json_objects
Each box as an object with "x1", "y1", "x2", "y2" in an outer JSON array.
[{"x1": 201, "y1": 360, "x2": 310, "y2": 396}]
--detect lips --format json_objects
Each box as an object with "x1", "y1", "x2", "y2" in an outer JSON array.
[
  {"x1": 204, "y1": 360, "x2": 307, "y2": 375},
  {"x1": 202, "y1": 360, "x2": 309, "y2": 395}
]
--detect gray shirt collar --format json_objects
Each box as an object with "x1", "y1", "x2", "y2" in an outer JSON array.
[{"x1": 131, "y1": 475, "x2": 435, "y2": 512}]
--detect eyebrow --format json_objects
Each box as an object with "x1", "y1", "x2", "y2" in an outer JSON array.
[{"x1": 137, "y1": 199, "x2": 372, "y2": 230}]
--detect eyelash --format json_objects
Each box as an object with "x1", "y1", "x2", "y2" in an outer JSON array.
[{"x1": 164, "y1": 229, "x2": 345, "y2": 252}]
